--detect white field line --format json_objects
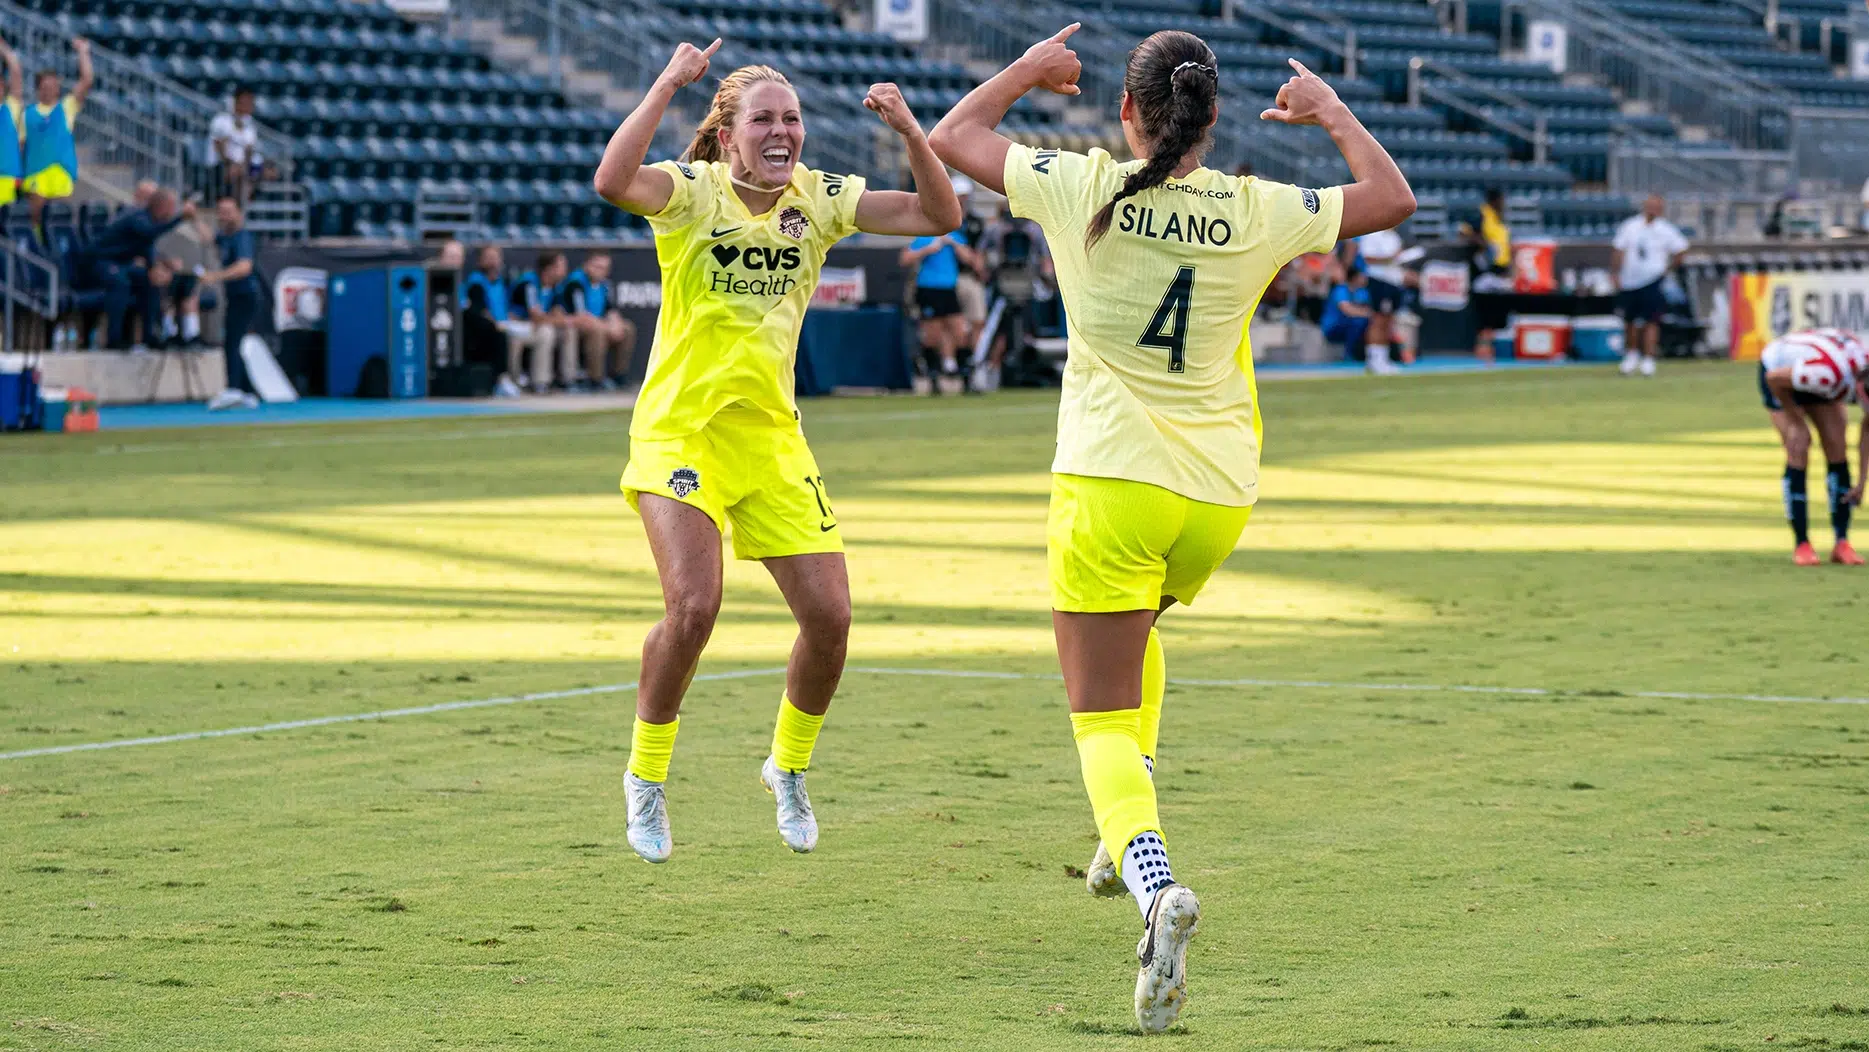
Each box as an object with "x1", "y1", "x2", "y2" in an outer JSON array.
[{"x1": 3, "y1": 666, "x2": 1865, "y2": 763}]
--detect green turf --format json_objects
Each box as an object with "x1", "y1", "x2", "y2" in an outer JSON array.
[{"x1": 2, "y1": 363, "x2": 1866, "y2": 1050}]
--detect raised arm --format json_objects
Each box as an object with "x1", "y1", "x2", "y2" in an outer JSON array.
[
  {"x1": 592, "y1": 39, "x2": 719, "y2": 216},
  {"x1": 71, "y1": 38, "x2": 93, "y2": 104},
  {"x1": 1261, "y1": 60, "x2": 1414, "y2": 240},
  {"x1": 927, "y1": 25, "x2": 1082, "y2": 196},
  {"x1": 0, "y1": 36, "x2": 21, "y2": 100},
  {"x1": 851, "y1": 83, "x2": 961, "y2": 236}
]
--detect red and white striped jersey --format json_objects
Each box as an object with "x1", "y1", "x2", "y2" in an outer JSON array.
[{"x1": 1761, "y1": 328, "x2": 1860, "y2": 402}]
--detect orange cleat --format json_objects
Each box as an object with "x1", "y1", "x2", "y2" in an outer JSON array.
[
  {"x1": 1833, "y1": 539, "x2": 1865, "y2": 566},
  {"x1": 1794, "y1": 542, "x2": 1821, "y2": 566}
]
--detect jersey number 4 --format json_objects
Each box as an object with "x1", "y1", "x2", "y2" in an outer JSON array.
[{"x1": 1138, "y1": 266, "x2": 1195, "y2": 373}]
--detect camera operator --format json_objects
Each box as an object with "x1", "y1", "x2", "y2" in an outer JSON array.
[{"x1": 975, "y1": 203, "x2": 1054, "y2": 391}]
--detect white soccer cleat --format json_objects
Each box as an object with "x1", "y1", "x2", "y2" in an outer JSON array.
[
  {"x1": 1639, "y1": 354, "x2": 1657, "y2": 377},
  {"x1": 624, "y1": 772, "x2": 672, "y2": 863},
  {"x1": 1085, "y1": 841, "x2": 1125, "y2": 898},
  {"x1": 1134, "y1": 883, "x2": 1200, "y2": 1033},
  {"x1": 760, "y1": 756, "x2": 819, "y2": 853}
]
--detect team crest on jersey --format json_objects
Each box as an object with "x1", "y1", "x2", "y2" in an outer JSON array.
[
  {"x1": 1300, "y1": 188, "x2": 1321, "y2": 214},
  {"x1": 668, "y1": 467, "x2": 701, "y2": 498},
  {"x1": 777, "y1": 206, "x2": 810, "y2": 240}
]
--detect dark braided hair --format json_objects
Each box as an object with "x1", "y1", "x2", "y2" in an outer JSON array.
[{"x1": 1084, "y1": 31, "x2": 1219, "y2": 251}]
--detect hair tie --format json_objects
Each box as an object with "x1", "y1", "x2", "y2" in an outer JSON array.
[{"x1": 1172, "y1": 60, "x2": 1216, "y2": 81}]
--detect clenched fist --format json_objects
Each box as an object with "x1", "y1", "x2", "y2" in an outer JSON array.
[{"x1": 863, "y1": 82, "x2": 919, "y2": 136}]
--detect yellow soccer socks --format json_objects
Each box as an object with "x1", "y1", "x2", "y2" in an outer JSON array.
[
  {"x1": 770, "y1": 694, "x2": 825, "y2": 774},
  {"x1": 628, "y1": 716, "x2": 679, "y2": 783},
  {"x1": 1071, "y1": 708, "x2": 1172, "y2": 907},
  {"x1": 1138, "y1": 627, "x2": 1165, "y2": 773}
]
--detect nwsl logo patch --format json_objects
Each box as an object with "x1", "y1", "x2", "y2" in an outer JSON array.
[
  {"x1": 668, "y1": 467, "x2": 701, "y2": 498},
  {"x1": 1300, "y1": 188, "x2": 1321, "y2": 214},
  {"x1": 777, "y1": 207, "x2": 810, "y2": 240}
]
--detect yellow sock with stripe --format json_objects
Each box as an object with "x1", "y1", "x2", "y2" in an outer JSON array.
[
  {"x1": 627, "y1": 716, "x2": 679, "y2": 783},
  {"x1": 1138, "y1": 627, "x2": 1165, "y2": 775},
  {"x1": 770, "y1": 695, "x2": 824, "y2": 773},
  {"x1": 1070, "y1": 708, "x2": 1164, "y2": 892}
]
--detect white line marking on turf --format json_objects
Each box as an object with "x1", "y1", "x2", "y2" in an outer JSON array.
[
  {"x1": 5, "y1": 666, "x2": 1864, "y2": 763},
  {"x1": 0, "y1": 668, "x2": 785, "y2": 761}
]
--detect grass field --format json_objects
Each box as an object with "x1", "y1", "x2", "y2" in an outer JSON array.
[{"x1": 2, "y1": 363, "x2": 1866, "y2": 1050}]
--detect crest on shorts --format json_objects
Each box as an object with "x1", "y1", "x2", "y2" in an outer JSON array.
[
  {"x1": 1300, "y1": 188, "x2": 1321, "y2": 214},
  {"x1": 668, "y1": 467, "x2": 701, "y2": 498},
  {"x1": 777, "y1": 206, "x2": 810, "y2": 240}
]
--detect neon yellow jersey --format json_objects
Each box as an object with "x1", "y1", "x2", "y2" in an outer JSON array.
[
  {"x1": 1003, "y1": 144, "x2": 1342, "y2": 507},
  {"x1": 631, "y1": 158, "x2": 866, "y2": 441}
]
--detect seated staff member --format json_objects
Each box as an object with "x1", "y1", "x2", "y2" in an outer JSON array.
[
  {"x1": 1355, "y1": 225, "x2": 1409, "y2": 370},
  {"x1": 1759, "y1": 328, "x2": 1865, "y2": 566},
  {"x1": 460, "y1": 245, "x2": 525, "y2": 396},
  {"x1": 561, "y1": 252, "x2": 639, "y2": 390},
  {"x1": 508, "y1": 252, "x2": 576, "y2": 392}
]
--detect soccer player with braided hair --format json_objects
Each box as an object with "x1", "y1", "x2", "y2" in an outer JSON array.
[{"x1": 930, "y1": 25, "x2": 1414, "y2": 1031}]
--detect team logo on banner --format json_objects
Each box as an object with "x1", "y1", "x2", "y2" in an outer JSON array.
[{"x1": 1730, "y1": 271, "x2": 1869, "y2": 360}]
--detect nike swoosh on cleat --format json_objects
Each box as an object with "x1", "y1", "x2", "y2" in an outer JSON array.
[{"x1": 711, "y1": 226, "x2": 741, "y2": 238}]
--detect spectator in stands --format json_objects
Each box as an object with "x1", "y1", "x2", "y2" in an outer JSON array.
[
  {"x1": 510, "y1": 251, "x2": 574, "y2": 392},
  {"x1": 131, "y1": 179, "x2": 158, "y2": 210},
  {"x1": 22, "y1": 37, "x2": 91, "y2": 240},
  {"x1": 1461, "y1": 187, "x2": 1512, "y2": 364},
  {"x1": 195, "y1": 195, "x2": 264, "y2": 410},
  {"x1": 0, "y1": 37, "x2": 22, "y2": 216},
  {"x1": 209, "y1": 86, "x2": 263, "y2": 204},
  {"x1": 563, "y1": 252, "x2": 637, "y2": 391},
  {"x1": 76, "y1": 187, "x2": 195, "y2": 349},
  {"x1": 900, "y1": 224, "x2": 977, "y2": 383},
  {"x1": 1612, "y1": 193, "x2": 1689, "y2": 378}
]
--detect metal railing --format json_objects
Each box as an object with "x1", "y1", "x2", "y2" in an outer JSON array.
[
  {"x1": 1503, "y1": 0, "x2": 1794, "y2": 151},
  {"x1": 1609, "y1": 133, "x2": 1791, "y2": 195},
  {"x1": 446, "y1": 0, "x2": 681, "y2": 97},
  {"x1": 0, "y1": 0, "x2": 297, "y2": 210},
  {"x1": 1789, "y1": 107, "x2": 1869, "y2": 194},
  {"x1": 1407, "y1": 57, "x2": 1549, "y2": 165},
  {"x1": 1, "y1": 239, "x2": 60, "y2": 354}
]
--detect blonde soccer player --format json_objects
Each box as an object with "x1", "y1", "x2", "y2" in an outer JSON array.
[
  {"x1": 592, "y1": 41, "x2": 961, "y2": 863},
  {"x1": 931, "y1": 26, "x2": 1414, "y2": 1031}
]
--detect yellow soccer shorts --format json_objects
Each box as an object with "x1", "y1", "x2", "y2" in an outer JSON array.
[
  {"x1": 621, "y1": 409, "x2": 842, "y2": 562},
  {"x1": 22, "y1": 165, "x2": 74, "y2": 199},
  {"x1": 0, "y1": 178, "x2": 15, "y2": 206},
  {"x1": 1048, "y1": 473, "x2": 1252, "y2": 613}
]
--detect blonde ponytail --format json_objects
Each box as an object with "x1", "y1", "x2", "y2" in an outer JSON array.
[{"x1": 683, "y1": 65, "x2": 793, "y2": 163}]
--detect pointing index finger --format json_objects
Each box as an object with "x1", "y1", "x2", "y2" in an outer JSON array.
[
  {"x1": 702, "y1": 37, "x2": 723, "y2": 57},
  {"x1": 1051, "y1": 22, "x2": 1081, "y2": 42},
  {"x1": 1289, "y1": 58, "x2": 1315, "y2": 78}
]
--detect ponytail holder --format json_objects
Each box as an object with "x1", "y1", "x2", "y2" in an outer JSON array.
[{"x1": 1172, "y1": 60, "x2": 1217, "y2": 81}]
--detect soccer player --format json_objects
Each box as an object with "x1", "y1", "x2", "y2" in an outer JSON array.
[
  {"x1": 21, "y1": 37, "x2": 91, "y2": 239},
  {"x1": 930, "y1": 27, "x2": 1413, "y2": 1031},
  {"x1": 592, "y1": 41, "x2": 961, "y2": 862},
  {"x1": 0, "y1": 36, "x2": 24, "y2": 214},
  {"x1": 1760, "y1": 328, "x2": 1865, "y2": 566}
]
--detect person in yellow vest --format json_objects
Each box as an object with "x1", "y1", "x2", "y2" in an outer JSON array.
[
  {"x1": 0, "y1": 36, "x2": 24, "y2": 211},
  {"x1": 930, "y1": 25, "x2": 1414, "y2": 1033},
  {"x1": 22, "y1": 37, "x2": 92, "y2": 237},
  {"x1": 1460, "y1": 186, "x2": 1512, "y2": 363}
]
